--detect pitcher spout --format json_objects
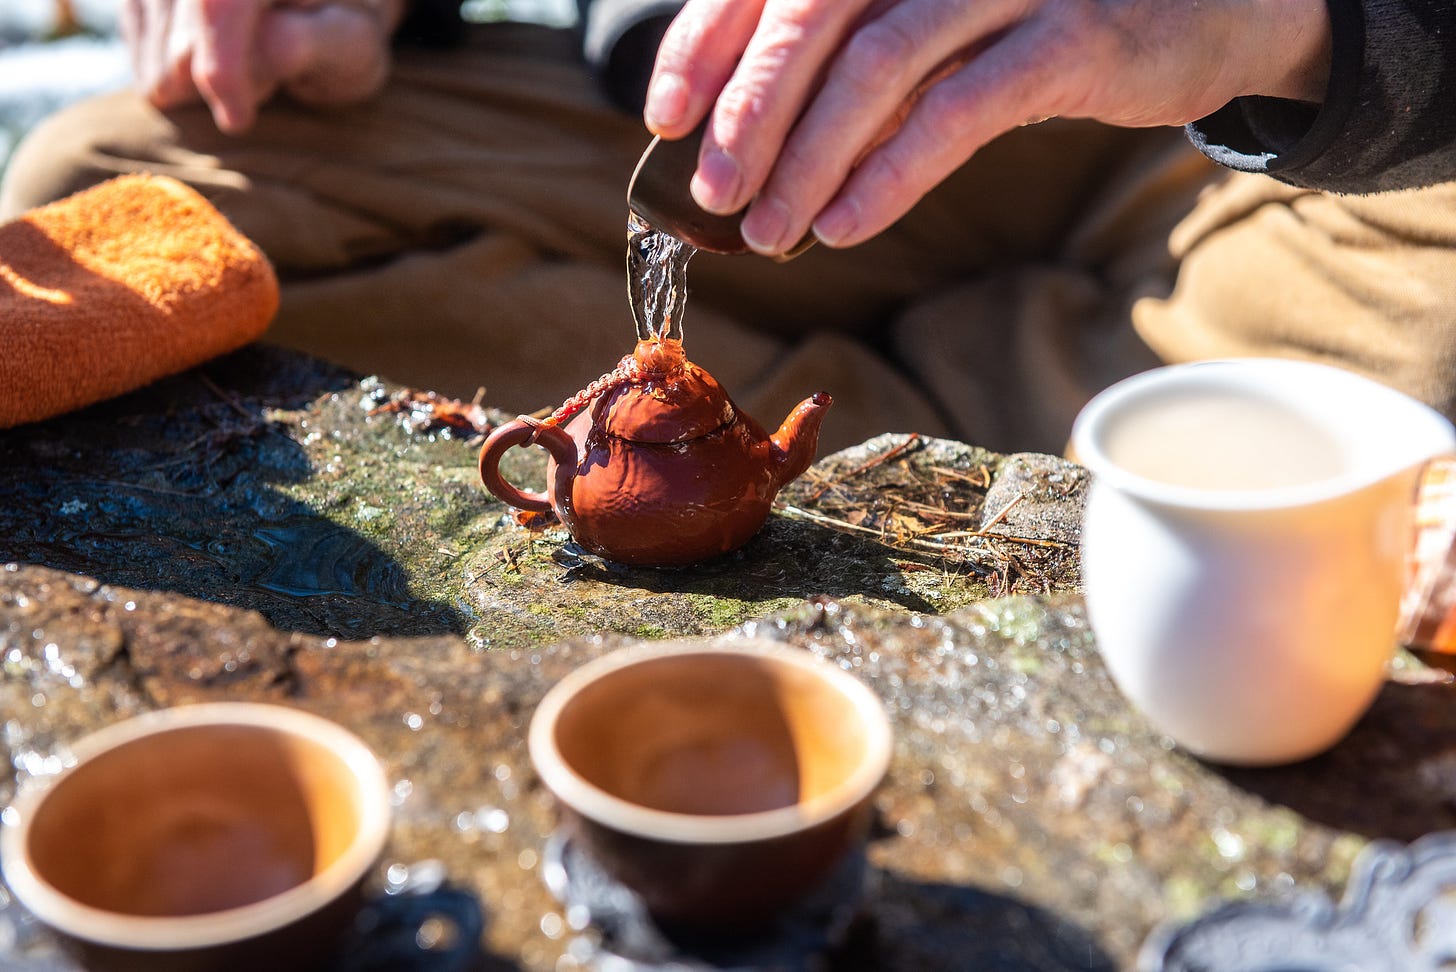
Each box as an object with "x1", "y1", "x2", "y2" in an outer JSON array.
[
  {"x1": 769, "y1": 392, "x2": 833, "y2": 487},
  {"x1": 1363, "y1": 389, "x2": 1456, "y2": 491}
]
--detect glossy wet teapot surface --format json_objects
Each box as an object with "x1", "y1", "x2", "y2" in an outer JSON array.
[{"x1": 478, "y1": 339, "x2": 831, "y2": 567}]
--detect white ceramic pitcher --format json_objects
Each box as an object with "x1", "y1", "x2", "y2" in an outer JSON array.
[{"x1": 1072, "y1": 359, "x2": 1456, "y2": 766}]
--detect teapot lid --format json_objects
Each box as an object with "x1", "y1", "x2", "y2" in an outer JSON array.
[{"x1": 598, "y1": 340, "x2": 735, "y2": 443}]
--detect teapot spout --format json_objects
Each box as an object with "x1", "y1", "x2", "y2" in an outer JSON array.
[{"x1": 770, "y1": 392, "x2": 833, "y2": 486}]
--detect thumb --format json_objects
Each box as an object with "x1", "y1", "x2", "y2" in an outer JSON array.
[
  {"x1": 258, "y1": 5, "x2": 393, "y2": 108},
  {"x1": 255, "y1": 8, "x2": 319, "y2": 79}
]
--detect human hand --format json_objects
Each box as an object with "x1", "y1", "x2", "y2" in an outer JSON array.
[
  {"x1": 643, "y1": 0, "x2": 1333, "y2": 256},
  {"x1": 121, "y1": 0, "x2": 405, "y2": 134}
]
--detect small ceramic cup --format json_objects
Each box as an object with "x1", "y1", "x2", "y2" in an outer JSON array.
[
  {"x1": 1, "y1": 702, "x2": 392, "y2": 972},
  {"x1": 528, "y1": 638, "x2": 893, "y2": 928},
  {"x1": 1072, "y1": 359, "x2": 1456, "y2": 765}
]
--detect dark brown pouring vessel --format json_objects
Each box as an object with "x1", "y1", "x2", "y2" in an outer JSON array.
[{"x1": 478, "y1": 338, "x2": 830, "y2": 566}]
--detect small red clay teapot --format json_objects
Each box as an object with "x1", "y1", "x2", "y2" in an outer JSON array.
[{"x1": 478, "y1": 338, "x2": 831, "y2": 566}]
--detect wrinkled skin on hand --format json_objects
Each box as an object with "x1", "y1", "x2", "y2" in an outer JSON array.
[
  {"x1": 643, "y1": 0, "x2": 1333, "y2": 257},
  {"x1": 121, "y1": 0, "x2": 404, "y2": 133}
]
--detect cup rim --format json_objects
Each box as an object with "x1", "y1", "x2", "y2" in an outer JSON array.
[
  {"x1": 1070, "y1": 358, "x2": 1456, "y2": 511},
  {"x1": 528, "y1": 638, "x2": 894, "y2": 845},
  {"x1": 0, "y1": 702, "x2": 392, "y2": 952}
]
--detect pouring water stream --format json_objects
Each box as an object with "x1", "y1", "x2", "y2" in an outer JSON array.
[{"x1": 626, "y1": 126, "x2": 815, "y2": 341}]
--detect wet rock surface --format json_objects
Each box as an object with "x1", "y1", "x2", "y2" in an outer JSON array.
[{"x1": 2, "y1": 346, "x2": 1455, "y2": 970}]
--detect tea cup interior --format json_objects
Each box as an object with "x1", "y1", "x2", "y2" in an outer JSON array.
[
  {"x1": 532, "y1": 643, "x2": 891, "y2": 842},
  {"x1": 1072, "y1": 358, "x2": 1456, "y2": 502},
  {"x1": 3, "y1": 703, "x2": 390, "y2": 952}
]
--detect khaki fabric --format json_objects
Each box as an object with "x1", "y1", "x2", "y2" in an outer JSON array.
[
  {"x1": 1134, "y1": 174, "x2": 1456, "y2": 421},
  {"x1": 6, "y1": 22, "x2": 1453, "y2": 455}
]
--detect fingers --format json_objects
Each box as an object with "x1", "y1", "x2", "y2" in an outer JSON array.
[
  {"x1": 191, "y1": 0, "x2": 273, "y2": 132},
  {"x1": 118, "y1": 0, "x2": 150, "y2": 83},
  {"x1": 813, "y1": 19, "x2": 1073, "y2": 248},
  {"x1": 644, "y1": 0, "x2": 768, "y2": 138},
  {"x1": 738, "y1": 0, "x2": 1024, "y2": 254},
  {"x1": 688, "y1": 0, "x2": 874, "y2": 217},
  {"x1": 264, "y1": 3, "x2": 395, "y2": 108},
  {"x1": 122, "y1": 0, "x2": 198, "y2": 107},
  {"x1": 657, "y1": 0, "x2": 1039, "y2": 256},
  {"x1": 119, "y1": 0, "x2": 395, "y2": 132}
]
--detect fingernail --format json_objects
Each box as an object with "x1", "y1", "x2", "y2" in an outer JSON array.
[
  {"x1": 644, "y1": 72, "x2": 687, "y2": 131},
  {"x1": 813, "y1": 198, "x2": 860, "y2": 247},
  {"x1": 691, "y1": 147, "x2": 742, "y2": 214},
  {"x1": 741, "y1": 197, "x2": 790, "y2": 254}
]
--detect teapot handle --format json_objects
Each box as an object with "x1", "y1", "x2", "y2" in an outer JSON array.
[{"x1": 478, "y1": 417, "x2": 578, "y2": 513}]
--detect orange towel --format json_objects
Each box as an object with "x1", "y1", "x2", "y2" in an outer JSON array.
[{"x1": 0, "y1": 173, "x2": 278, "y2": 428}]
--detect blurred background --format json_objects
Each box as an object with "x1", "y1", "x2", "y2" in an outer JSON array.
[{"x1": 0, "y1": 0, "x2": 126, "y2": 176}]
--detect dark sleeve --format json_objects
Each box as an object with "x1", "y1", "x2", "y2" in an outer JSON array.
[
  {"x1": 577, "y1": 0, "x2": 684, "y2": 112},
  {"x1": 394, "y1": 0, "x2": 465, "y2": 47},
  {"x1": 1185, "y1": 0, "x2": 1456, "y2": 193}
]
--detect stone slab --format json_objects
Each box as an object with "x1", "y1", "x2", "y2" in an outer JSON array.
[{"x1": 1, "y1": 346, "x2": 1453, "y2": 970}]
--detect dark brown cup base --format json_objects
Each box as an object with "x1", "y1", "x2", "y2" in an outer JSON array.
[
  {"x1": 1, "y1": 882, "x2": 483, "y2": 972},
  {"x1": 541, "y1": 831, "x2": 869, "y2": 970}
]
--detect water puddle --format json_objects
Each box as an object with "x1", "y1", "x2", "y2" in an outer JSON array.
[{"x1": 249, "y1": 520, "x2": 413, "y2": 606}]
